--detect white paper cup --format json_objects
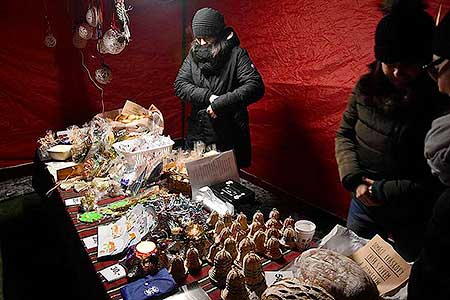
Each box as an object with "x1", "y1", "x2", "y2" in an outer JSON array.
[{"x1": 295, "y1": 220, "x2": 316, "y2": 251}]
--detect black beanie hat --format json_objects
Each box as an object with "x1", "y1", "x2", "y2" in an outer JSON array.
[
  {"x1": 192, "y1": 8, "x2": 225, "y2": 38},
  {"x1": 434, "y1": 12, "x2": 450, "y2": 60},
  {"x1": 375, "y1": 1, "x2": 433, "y2": 65}
]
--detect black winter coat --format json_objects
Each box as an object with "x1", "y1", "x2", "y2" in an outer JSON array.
[
  {"x1": 408, "y1": 188, "x2": 450, "y2": 299},
  {"x1": 335, "y1": 73, "x2": 447, "y2": 215},
  {"x1": 174, "y1": 30, "x2": 264, "y2": 167}
]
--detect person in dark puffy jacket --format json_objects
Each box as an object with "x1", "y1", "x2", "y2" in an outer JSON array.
[
  {"x1": 408, "y1": 10, "x2": 450, "y2": 300},
  {"x1": 335, "y1": 0, "x2": 447, "y2": 260},
  {"x1": 174, "y1": 7, "x2": 264, "y2": 168}
]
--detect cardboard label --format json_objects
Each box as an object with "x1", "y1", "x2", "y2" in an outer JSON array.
[
  {"x1": 64, "y1": 196, "x2": 83, "y2": 206},
  {"x1": 351, "y1": 235, "x2": 411, "y2": 296},
  {"x1": 82, "y1": 235, "x2": 98, "y2": 249},
  {"x1": 185, "y1": 150, "x2": 239, "y2": 198},
  {"x1": 264, "y1": 271, "x2": 294, "y2": 286},
  {"x1": 99, "y1": 264, "x2": 126, "y2": 282}
]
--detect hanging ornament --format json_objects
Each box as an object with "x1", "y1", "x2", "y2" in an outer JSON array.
[
  {"x1": 72, "y1": 32, "x2": 88, "y2": 49},
  {"x1": 86, "y1": 5, "x2": 99, "y2": 27},
  {"x1": 42, "y1": 0, "x2": 56, "y2": 48},
  {"x1": 97, "y1": 38, "x2": 108, "y2": 54},
  {"x1": 95, "y1": 63, "x2": 112, "y2": 85},
  {"x1": 102, "y1": 28, "x2": 126, "y2": 55},
  {"x1": 44, "y1": 34, "x2": 57, "y2": 48},
  {"x1": 78, "y1": 23, "x2": 94, "y2": 40}
]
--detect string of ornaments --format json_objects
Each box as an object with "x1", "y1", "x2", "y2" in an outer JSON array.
[{"x1": 43, "y1": 0, "x2": 57, "y2": 48}]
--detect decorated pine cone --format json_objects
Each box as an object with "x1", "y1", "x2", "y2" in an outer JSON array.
[
  {"x1": 253, "y1": 210, "x2": 264, "y2": 225},
  {"x1": 185, "y1": 246, "x2": 202, "y2": 274},
  {"x1": 224, "y1": 237, "x2": 238, "y2": 261},
  {"x1": 216, "y1": 227, "x2": 232, "y2": 244},
  {"x1": 235, "y1": 229, "x2": 247, "y2": 245},
  {"x1": 223, "y1": 211, "x2": 233, "y2": 228},
  {"x1": 282, "y1": 216, "x2": 295, "y2": 231},
  {"x1": 265, "y1": 227, "x2": 281, "y2": 242},
  {"x1": 207, "y1": 242, "x2": 221, "y2": 265},
  {"x1": 221, "y1": 267, "x2": 250, "y2": 300},
  {"x1": 266, "y1": 217, "x2": 282, "y2": 230},
  {"x1": 265, "y1": 237, "x2": 283, "y2": 261},
  {"x1": 252, "y1": 229, "x2": 266, "y2": 256},
  {"x1": 236, "y1": 212, "x2": 248, "y2": 231},
  {"x1": 169, "y1": 255, "x2": 187, "y2": 284},
  {"x1": 249, "y1": 220, "x2": 266, "y2": 237},
  {"x1": 207, "y1": 211, "x2": 220, "y2": 227},
  {"x1": 230, "y1": 221, "x2": 242, "y2": 236},
  {"x1": 281, "y1": 226, "x2": 297, "y2": 249},
  {"x1": 215, "y1": 220, "x2": 225, "y2": 235},
  {"x1": 269, "y1": 208, "x2": 280, "y2": 221},
  {"x1": 209, "y1": 248, "x2": 233, "y2": 289},
  {"x1": 237, "y1": 237, "x2": 256, "y2": 265}
]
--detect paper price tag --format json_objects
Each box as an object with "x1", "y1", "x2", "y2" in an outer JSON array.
[
  {"x1": 264, "y1": 271, "x2": 294, "y2": 286},
  {"x1": 99, "y1": 264, "x2": 126, "y2": 282},
  {"x1": 65, "y1": 196, "x2": 84, "y2": 206},
  {"x1": 82, "y1": 235, "x2": 98, "y2": 249}
]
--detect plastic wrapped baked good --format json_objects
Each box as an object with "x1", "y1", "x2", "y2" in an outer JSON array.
[
  {"x1": 294, "y1": 248, "x2": 379, "y2": 300},
  {"x1": 261, "y1": 278, "x2": 335, "y2": 300}
]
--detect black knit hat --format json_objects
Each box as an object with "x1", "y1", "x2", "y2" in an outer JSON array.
[
  {"x1": 434, "y1": 12, "x2": 450, "y2": 60},
  {"x1": 192, "y1": 8, "x2": 225, "y2": 38},
  {"x1": 375, "y1": 1, "x2": 433, "y2": 65}
]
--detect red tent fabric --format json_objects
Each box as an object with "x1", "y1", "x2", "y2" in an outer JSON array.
[{"x1": 0, "y1": 0, "x2": 444, "y2": 218}]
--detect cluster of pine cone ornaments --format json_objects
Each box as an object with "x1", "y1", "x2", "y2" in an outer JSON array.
[{"x1": 166, "y1": 208, "x2": 297, "y2": 300}]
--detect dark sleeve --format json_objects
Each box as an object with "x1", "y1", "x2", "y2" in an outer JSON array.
[
  {"x1": 174, "y1": 54, "x2": 213, "y2": 106},
  {"x1": 335, "y1": 83, "x2": 364, "y2": 191},
  {"x1": 371, "y1": 179, "x2": 425, "y2": 204},
  {"x1": 211, "y1": 49, "x2": 264, "y2": 115},
  {"x1": 371, "y1": 177, "x2": 442, "y2": 205}
]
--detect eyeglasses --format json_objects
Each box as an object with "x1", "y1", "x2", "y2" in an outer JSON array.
[{"x1": 423, "y1": 57, "x2": 447, "y2": 81}]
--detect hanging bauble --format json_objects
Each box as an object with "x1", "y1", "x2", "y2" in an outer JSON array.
[
  {"x1": 78, "y1": 23, "x2": 94, "y2": 40},
  {"x1": 97, "y1": 38, "x2": 108, "y2": 54},
  {"x1": 95, "y1": 64, "x2": 112, "y2": 85},
  {"x1": 102, "y1": 29, "x2": 126, "y2": 55},
  {"x1": 44, "y1": 33, "x2": 57, "y2": 48},
  {"x1": 86, "y1": 6, "x2": 99, "y2": 27},
  {"x1": 72, "y1": 32, "x2": 87, "y2": 49}
]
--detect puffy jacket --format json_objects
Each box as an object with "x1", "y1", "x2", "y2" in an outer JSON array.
[
  {"x1": 335, "y1": 73, "x2": 447, "y2": 211},
  {"x1": 174, "y1": 30, "x2": 264, "y2": 167}
]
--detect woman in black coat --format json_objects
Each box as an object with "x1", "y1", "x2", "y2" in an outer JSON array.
[
  {"x1": 335, "y1": 1, "x2": 447, "y2": 260},
  {"x1": 174, "y1": 7, "x2": 264, "y2": 168}
]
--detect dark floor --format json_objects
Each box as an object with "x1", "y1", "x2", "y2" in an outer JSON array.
[{"x1": 0, "y1": 170, "x2": 343, "y2": 300}]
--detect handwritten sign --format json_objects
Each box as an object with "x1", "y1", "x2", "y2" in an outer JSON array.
[
  {"x1": 351, "y1": 235, "x2": 411, "y2": 296},
  {"x1": 185, "y1": 150, "x2": 239, "y2": 198}
]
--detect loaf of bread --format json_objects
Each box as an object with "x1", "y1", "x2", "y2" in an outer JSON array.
[
  {"x1": 261, "y1": 278, "x2": 335, "y2": 300},
  {"x1": 294, "y1": 248, "x2": 379, "y2": 300}
]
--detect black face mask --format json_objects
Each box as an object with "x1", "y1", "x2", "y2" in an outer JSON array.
[{"x1": 190, "y1": 28, "x2": 239, "y2": 76}]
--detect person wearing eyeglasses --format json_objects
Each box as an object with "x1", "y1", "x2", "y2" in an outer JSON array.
[
  {"x1": 408, "y1": 10, "x2": 450, "y2": 300},
  {"x1": 335, "y1": 0, "x2": 448, "y2": 261},
  {"x1": 174, "y1": 7, "x2": 264, "y2": 168}
]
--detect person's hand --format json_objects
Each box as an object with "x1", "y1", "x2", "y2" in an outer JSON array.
[
  {"x1": 209, "y1": 94, "x2": 219, "y2": 103},
  {"x1": 207, "y1": 105, "x2": 217, "y2": 118},
  {"x1": 355, "y1": 177, "x2": 383, "y2": 206},
  {"x1": 355, "y1": 184, "x2": 374, "y2": 206}
]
